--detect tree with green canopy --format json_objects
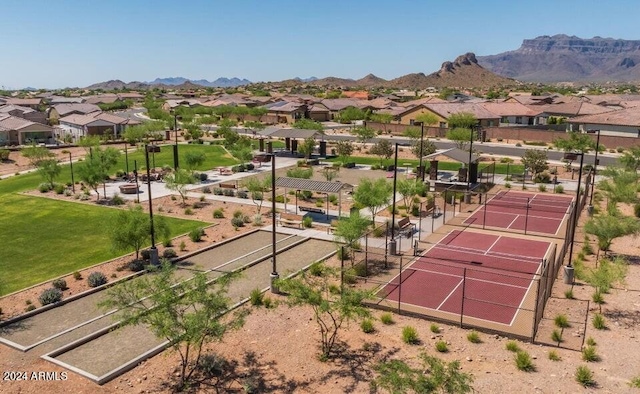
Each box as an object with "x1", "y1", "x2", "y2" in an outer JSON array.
[
  {"x1": 521, "y1": 149, "x2": 549, "y2": 180},
  {"x1": 293, "y1": 118, "x2": 323, "y2": 132},
  {"x1": 554, "y1": 131, "x2": 597, "y2": 153},
  {"x1": 584, "y1": 212, "x2": 640, "y2": 259},
  {"x1": 243, "y1": 176, "x2": 271, "y2": 214},
  {"x1": 165, "y1": 169, "x2": 195, "y2": 206},
  {"x1": 336, "y1": 140, "x2": 354, "y2": 164},
  {"x1": 447, "y1": 112, "x2": 477, "y2": 130},
  {"x1": 369, "y1": 112, "x2": 393, "y2": 134},
  {"x1": 370, "y1": 139, "x2": 394, "y2": 166},
  {"x1": 351, "y1": 126, "x2": 376, "y2": 146},
  {"x1": 298, "y1": 137, "x2": 316, "y2": 159},
  {"x1": 333, "y1": 210, "x2": 370, "y2": 262},
  {"x1": 353, "y1": 178, "x2": 393, "y2": 225},
  {"x1": 109, "y1": 205, "x2": 170, "y2": 259}
]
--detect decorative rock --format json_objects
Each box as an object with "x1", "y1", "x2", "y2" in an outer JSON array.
[{"x1": 466, "y1": 356, "x2": 473, "y2": 361}]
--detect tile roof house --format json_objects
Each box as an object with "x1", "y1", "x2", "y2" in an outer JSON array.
[
  {"x1": 532, "y1": 102, "x2": 614, "y2": 125},
  {"x1": 0, "y1": 104, "x2": 48, "y2": 125},
  {"x1": 0, "y1": 114, "x2": 55, "y2": 145},
  {"x1": 262, "y1": 101, "x2": 307, "y2": 123},
  {"x1": 162, "y1": 99, "x2": 203, "y2": 110},
  {"x1": 49, "y1": 103, "x2": 102, "y2": 121},
  {"x1": 58, "y1": 112, "x2": 137, "y2": 141},
  {"x1": 393, "y1": 103, "x2": 500, "y2": 127},
  {"x1": 479, "y1": 102, "x2": 542, "y2": 126},
  {"x1": 567, "y1": 106, "x2": 640, "y2": 137},
  {"x1": 3, "y1": 98, "x2": 43, "y2": 109}
]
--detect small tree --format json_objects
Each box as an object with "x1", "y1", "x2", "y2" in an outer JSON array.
[
  {"x1": 37, "y1": 158, "x2": 62, "y2": 189},
  {"x1": 337, "y1": 106, "x2": 367, "y2": 124},
  {"x1": 370, "y1": 113, "x2": 393, "y2": 134},
  {"x1": 76, "y1": 147, "x2": 120, "y2": 201},
  {"x1": 230, "y1": 146, "x2": 253, "y2": 167},
  {"x1": 370, "y1": 139, "x2": 394, "y2": 166},
  {"x1": 277, "y1": 264, "x2": 372, "y2": 359},
  {"x1": 298, "y1": 137, "x2": 316, "y2": 159},
  {"x1": 411, "y1": 139, "x2": 436, "y2": 160},
  {"x1": 619, "y1": 146, "x2": 640, "y2": 171},
  {"x1": 243, "y1": 176, "x2": 271, "y2": 214},
  {"x1": 333, "y1": 210, "x2": 370, "y2": 262},
  {"x1": 397, "y1": 179, "x2": 427, "y2": 212},
  {"x1": 415, "y1": 112, "x2": 439, "y2": 128},
  {"x1": 447, "y1": 112, "x2": 477, "y2": 129},
  {"x1": 183, "y1": 151, "x2": 206, "y2": 172},
  {"x1": 521, "y1": 149, "x2": 549, "y2": 180},
  {"x1": 321, "y1": 167, "x2": 340, "y2": 182},
  {"x1": 584, "y1": 213, "x2": 640, "y2": 259},
  {"x1": 109, "y1": 205, "x2": 170, "y2": 259},
  {"x1": 351, "y1": 126, "x2": 376, "y2": 147},
  {"x1": 293, "y1": 118, "x2": 323, "y2": 132},
  {"x1": 446, "y1": 128, "x2": 473, "y2": 150},
  {"x1": 353, "y1": 178, "x2": 393, "y2": 224},
  {"x1": 554, "y1": 131, "x2": 595, "y2": 153},
  {"x1": 22, "y1": 145, "x2": 54, "y2": 167},
  {"x1": 373, "y1": 353, "x2": 474, "y2": 394},
  {"x1": 165, "y1": 169, "x2": 195, "y2": 206},
  {"x1": 244, "y1": 120, "x2": 265, "y2": 136},
  {"x1": 98, "y1": 262, "x2": 245, "y2": 390},
  {"x1": 336, "y1": 140, "x2": 354, "y2": 164}
]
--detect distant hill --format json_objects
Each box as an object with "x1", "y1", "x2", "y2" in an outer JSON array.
[
  {"x1": 148, "y1": 77, "x2": 251, "y2": 87},
  {"x1": 356, "y1": 74, "x2": 388, "y2": 87},
  {"x1": 85, "y1": 80, "x2": 150, "y2": 90},
  {"x1": 478, "y1": 35, "x2": 640, "y2": 82}
]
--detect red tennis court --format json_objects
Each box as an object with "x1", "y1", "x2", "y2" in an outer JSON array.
[
  {"x1": 463, "y1": 190, "x2": 573, "y2": 235},
  {"x1": 379, "y1": 230, "x2": 553, "y2": 326}
]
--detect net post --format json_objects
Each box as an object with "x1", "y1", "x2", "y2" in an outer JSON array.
[
  {"x1": 460, "y1": 268, "x2": 467, "y2": 328},
  {"x1": 398, "y1": 256, "x2": 403, "y2": 314},
  {"x1": 532, "y1": 270, "x2": 542, "y2": 342},
  {"x1": 482, "y1": 191, "x2": 488, "y2": 230},
  {"x1": 524, "y1": 197, "x2": 530, "y2": 235}
]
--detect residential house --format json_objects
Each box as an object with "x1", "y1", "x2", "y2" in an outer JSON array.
[
  {"x1": 161, "y1": 99, "x2": 203, "y2": 111},
  {"x1": 2, "y1": 98, "x2": 43, "y2": 110},
  {"x1": 320, "y1": 98, "x2": 374, "y2": 120},
  {"x1": 0, "y1": 104, "x2": 48, "y2": 125},
  {"x1": 262, "y1": 101, "x2": 307, "y2": 123},
  {"x1": 58, "y1": 112, "x2": 139, "y2": 141},
  {"x1": 48, "y1": 103, "x2": 102, "y2": 123},
  {"x1": 307, "y1": 103, "x2": 331, "y2": 122},
  {"x1": 479, "y1": 102, "x2": 541, "y2": 126},
  {"x1": 0, "y1": 114, "x2": 55, "y2": 145},
  {"x1": 567, "y1": 106, "x2": 640, "y2": 138},
  {"x1": 390, "y1": 103, "x2": 500, "y2": 128},
  {"x1": 532, "y1": 102, "x2": 614, "y2": 125}
]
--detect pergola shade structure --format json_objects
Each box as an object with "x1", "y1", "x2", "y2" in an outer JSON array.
[
  {"x1": 422, "y1": 148, "x2": 480, "y2": 185},
  {"x1": 275, "y1": 177, "x2": 352, "y2": 218}
]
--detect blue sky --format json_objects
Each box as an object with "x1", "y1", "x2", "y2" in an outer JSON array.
[{"x1": 1, "y1": 0, "x2": 639, "y2": 89}]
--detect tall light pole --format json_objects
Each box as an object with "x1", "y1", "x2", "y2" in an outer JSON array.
[
  {"x1": 389, "y1": 143, "x2": 401, "y2": 255},
  {"x1": 564, "y1": 150, "x2": 585, "y2": 284},
  {"x1": 124, "y1": 142, "x2": 129, "y2": 177},
  {"x1": 170, "y1": 110, "x2": 181, "y2": 170},
  {"x1": 269, "y1": 149, "x2": 279, "y2": 293},
  {"x1": 466, "y1": 125, "x2": 476, "y2": 202},
  {"x1": 415, "y1": 121, "x2": 426, "y2": 182},
  {"x1": 145, "y1": 144, "x2": 161, "y2": 266},
  {"x1": 586, "y1": 129, "x2": 601, "y2": 214},
  {"x1": 63, "y1": 150, "x2": 75, "y2": 193}
]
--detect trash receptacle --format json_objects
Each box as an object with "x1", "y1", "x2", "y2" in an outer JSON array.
[
  {"x1": 563, "y1": 265, "x2": 574, "y2": 284},
  {"x1": 389, "y1": 240, "x2": 397, "y2": 256}
]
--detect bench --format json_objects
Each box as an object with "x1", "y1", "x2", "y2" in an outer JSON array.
[
  {"x1": 397, "y1": 217, "x2": 415, "y2": 237},
  {"x1": 219, "y1": 183, "x2": 237, "y2": 189},
  {"x1": 419, "y1": 201, "x2": 435, "y2": 217},
  {"x1": 218, "y1": 167, "x2": 233, "y2": 176},
  {"x1": 119, "y1": 184, "x2": 139, "y2": 194},
  {"x1": 299, "y1": 206, "x2": 324, "y2": 214},
  {"x1": 279, "y1": 213, "x2": 304, "y2": 229}
]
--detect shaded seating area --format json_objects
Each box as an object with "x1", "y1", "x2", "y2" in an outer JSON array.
[
  {"x1": 422, "y1": 148, "x2": 480, "y2": 191},
  {"x1": 275, "y1": 177, "x2": 352, "y2": 220}
]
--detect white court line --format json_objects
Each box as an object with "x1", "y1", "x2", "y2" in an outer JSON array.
[
  {"x1": 506, "y1": 215, "x2": 519, "y2": 229},
  {"x1": 485, "y1": 236, "x2": 501, "y2": 255},
  {"x1": 434, "y1": 243, "x2": 540, "y2": 261},
  {"x1": 437, "y1": 278, "x2": 464, "y2": 310}
]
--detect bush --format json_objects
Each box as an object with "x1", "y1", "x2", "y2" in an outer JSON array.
[
  {"x1": 551, "y1": 329, "x2": 563, "y2": 343},
  {"x1": 402, "y1": 326, "x2": 419, "y2": 344},
  {"x1": 202, "y1": 186, "x2": 212, "y2": 193},
  {"x1": 504, "y1": 182, "x2": 512, "y2": 189},
  {"x1": 52, "y1": 278, "x2": 68, "y2": 290},
  {"x1": 592, "y1": 290, "x2": 604, "y2": 304},
  {"x1": 575, "y1": 366, "x2": 596, "y2": 387},
  {"x1": 73, "y1": 271, "x2": 82, "y2": 280},
  {"x1": 586, "y1": 337, "x2": 597, "y2": 346},
  {"x1": 554, "y1": 185, "x2": 564, "y2": 194},
  {"x1": 616, "y1": 146, "x2": 625, "y2": 153},
  {"x1": 54, "y1": 183, "x2": 65, "y2": 194},
  {"x1": 199, "y1": 172, "x2": 208, "y2": 182},
  {"x1": 162, "y1": 238, "x2": 173, "y2": 247},
  {"x1": 592, "y1": 313, "x2": 606, "y2": 329},
  {"x1": 548, "y1": 350, "x2": 561, "y2": 361},
  {"x1": 231, "y1": 217, "x2": 245, "y2": 228},
  {"x1": 634, "y1": 203, "x2": 640, "y2": 218},
  {"x1": 435, "y1": 340, "x2": 448, "y2": 353},
  {"x1": 361, "y1": 319, "x2": 375, "y2": 334},
  {"x1": 252, "y1": 214, "x2": 263, "y2": 226},
  {"x1": 554, "y1": 314, "x2": 570, "y2": 328},
  {"x1": 223, "y1": 188, "x2": 235, "y2": 197},
  {"x1": 249, "y1": 288, "x2": 264, "y2": 306},
  {"x1": 184, "y1": 207, "x2": 194, "y2": 215},
  {"x1": 189, "y1": 227, "x2": 205, "y2": 242},
  {"x1": 236, "y1": 190, "x2": 248, "y2": 199},
  {"x1": 87, "y1": 271, "x2": 108, "y2": 287},
  {"x1": 111, "y1": 193, "x2": 125, "y2": 205},
  {"x1": 308, "y1": 261, "x2": 325, "y2": 277},
  {"x1": 179, "y1": 240, "x2": 187, "y2": 251},
  {"x1": 515, "y1": 350, "x2": 535, "y2": 372},
  {"x1": 429, "y1": 323, "x2": 440, "y2": 333},
  {"x1": 505, "y1": 341, "x2": 520, "y2": 352},
  {"x1": 302, "y1": 216, "x2": 313, "y2": 228},
  {"x1": 629, "y1": 376, "x2": 640, "y2": 388},
  {"x1": 213, "y1": 208, "x2": 225, "y2": 218},
  {"x1": 372, "y1": 226, "x2": 386, "y2": 237},
  {"x1": 582, "y1": 346, "x2": 599, "y2": 362},
  {"x1": 538, "y1": 184, "x2": 547, "y2": 192},
  {"x1": 141, "y1": 249, "x2": 151, "y2": 261},
  {"x1": 162, "y1": 248, "x2": 177, "y2": 258},
  {"x1": 564, "y1": 289, "x2": 574, "y2": 299},
  {"x1": 39, "y1": 288, "x2": 63, "y2": 306},
  {"x1": 534, "y1": 171, "x2": 551, "y2": 183},
  {"x1": 467, "y1": 330, "x2": 481, "y2": 343},
  {"x1": 38, "y1": 183, "x2": 52, "y2": 193},
  {"x1": 0, "y1": 149, "x2": 9, "y2": 161},
  {"x1": 213, "y1": 188, "x2": 223, "y2": 195},
  {"x1": 127, "y1": 259, "x2": 146, "y2": 272},
  {"x1": 25, "y1": 304, "x2": 36, "y2": 312},
  {"x1": 380, "y1": 313, "x2": 394, "y2": 325},
  {"x1": 233, "y1": 210, "x2": 244, "y2": 218}
]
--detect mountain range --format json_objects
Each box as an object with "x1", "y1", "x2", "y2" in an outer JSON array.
[
  {"x1": 478, "y1": 34, "x2": 640, "y2": 82},
  {"x1": 147, "y1": 77, "x2": 251, "y2": 87}
]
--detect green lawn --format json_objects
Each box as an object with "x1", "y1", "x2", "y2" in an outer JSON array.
[
  {"x1": 120, "y1": 143, "x2": 238, "y2": 172},
  {"x1": 0, "y1": 194, "x2": 205, "y2": 295}
]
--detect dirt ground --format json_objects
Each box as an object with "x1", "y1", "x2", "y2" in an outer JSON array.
[{"x1": 1, "y1": 146, "x2": 639, "y2": 393}]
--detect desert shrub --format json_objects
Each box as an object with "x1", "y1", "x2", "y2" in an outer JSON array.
[
  {"x1": 38, "y1": 183, "x2": 52, "y2": 193},
  {"x1": 634, "y1": 203, "x2": 640, "y2": 218},
  {"x1": 548, "y1": 350, "x2": 561, "y2": 361},
  {"x1": 184, "y1": 207, "x2": 194, "y2": 215},
  {"x1": 592, "y1": 313, "x2": 606, "y2": 330},
  {"x1": 429, "y1": 323, "x2": 440, "y2": 333},
  {"x1": 303, "y1": 216, "x2": 313, "y2": 228},
  {"x1": 252, "y1": 214, "x2": 263, "y2": 226},
  {"x1": 54, "y1": 183, "x2": 65, "y2": 194},
  {"x1": 39, "y1": 288, "x2": 63, "y2": 306},
  {"x1": 592, "y1": 290, "x2": 604, "y2": 304},
  {"x1": 223, "y1": 188, "x2": 235, "y2": 197},
  {"x1": 505, "y1": 341, "x2": 520, "y2": 352},
  {"x1": 0, "y1": 149, "x2": 9, "y2": 161},
  {"x1": 202, "y1": 186, "x2": 211, "y2": 194},
  {"x1": 52, "y1": 278, "x2": 68, "y2": 290},
  {"x1": 199, "y1": 172, "x2": 208, "y2": 182},
  {"x1": 127, "y1": 259, "x2": 146, "y2": 272},
  {"x1": 189, "y1": 228, "x2": 205, "y2": 242},
  {"x1": 87, "y1": 271, "x2": 108, "y2": 287},
  {"x1": 372, "y1": 226, "x2": 386, "y2": 237},
  {"x1": 554, "y1": 314, "x2": 570, "y2": 328},
  {"x1": 213, "y1": 188, "x2": 223, "y2": 195},
  {"x1": 111, "y1": 193, "x2": 125, "y2": 205},
  {"x1": 575, "y1": 366, "x2": 596, "y2": 387},
  {"x1": 141, "y1": 249, "x2": 151, "y2": 261},
  {"x1": 233, "y1": 210, "x2": 243, "y2": 218},
  {"x1": 586, "y1": 337, "x2": 597, "y2": 346},
  {"x1": 249, "y1": 288, "x2": 264, "y2": 306},
  {"x1": 616, "y1": 146, "x2": 625, "y2": 153},
  {"x1": 242, "y1": 215, "x2": 251, "y2": 224},
  {"x1": 162, "y1": 248, "x2": 177, "y2": 258},
  {"x1": 629, "y1": 376, "x2": 640, "y2": 388},
  {"x1": 554, "y1": 185, "x2": 564, "y2": 193},
  {"x1": 515, "y1": 350, "x2": 535, "y2": 372},
  {"x1": 551, "y1": 329, "x2": 563, "y2": 343},
  {"x1": 361, "y1": 319, "x2": 375, "y2": 334},
  {"x1": 73, "y1": 271, "x2": 82, "y2": 280},
  {"x1": 582, "y1": 346, "x2": 599, "y2": 362},
  {"x1": 213, "y1": 208, "x2": 225, "y2": 218},
  {"x1": 435, "y1": 340, "x2": 448, "y2": 353},
  {"x1": 467, "y1": 330, "x2": 481, "y2": 343},
  {"x1": 515, "y1": 142, "x2": 522, "y2": 147},
  {"x1": 380, "y1": 313, "x2": 394, "y2": 325},
  {"x1": 504, "y1": 182, "x2": 512, "y2": 189},
  {"x1": 179, "y1": 241, "x2": 187, "y2": 251},
  {"x1": 163, "y1": 238, "x2": 173, "y2": 247},
  {"x1": 231, "y1": 217, "x2": 245, "y2": 228},
  {"x1": 402, "y1": 326, "x2": 419, "y2": 344},
  {"x1": 538, "y1": 184, "x2": 547, "y2": 192},
  {"x1": 25, "y1": 304, "x2": 36, "y2": 312},
  {"x1": 263, "y1": 297, "x2": 274, "y2": 309},
  {"x1": 308, "y1": 261, "x2": 325, "y2": 277},
  {"x1": 237, "y1": 190, "x2": 248, "y2": 199},
  {"x1": 328, "y1": 194, "x2": 338, "y2": 204},
  {"x1": 64, "y1": 189, "x2": 72, "y2": 197},
  {"x1": 564, "y1": 289, "x2": 574, "y2": 299}
]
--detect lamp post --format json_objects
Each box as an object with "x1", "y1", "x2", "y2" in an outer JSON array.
[
  {"x1": 415, "y1": 121, "x2": 426, "y2": 182},
  {"x1": 466, "y1": 125, "x2": 476, "y2": 203},
  {"x1": 145, "y1": 144, "x2": 161, "y2": 266},
  {"x1": 170, "y1": 110, "x2": 181, "y2": 170},
  {"x1": 586, "y1": 129, "x2": 601, "y2": 215},
  {"x1": 124, "y1": 142, "x2": 129, "y2": 177},
  {"x1": 62, "y1": 150, "x2": 75, "y2": 193},
  {"x1": 270, "y1": 152, "x2": 279, "y2": 293},
  {"x1": 563, "y1": 150, "x2": 585, "y2": 284},
  {"x1": 389, "y1": 143, "x2": 401, "y2": 255}
]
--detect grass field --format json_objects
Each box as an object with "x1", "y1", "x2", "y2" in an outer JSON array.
[
  {"x1": 0, "y1": 194, "x2": 205, "y2": 295},
  {"x1": 120, "y1": 143, "x2": 238, "y2": 172},
  {"x1": 325, "y1": 156, "x2": 525, "y2": 174}
]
